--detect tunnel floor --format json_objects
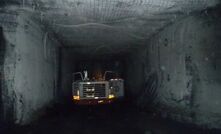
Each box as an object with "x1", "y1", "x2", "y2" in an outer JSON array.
[{"x1": 1, "y1": 101, "x2": 221, "y2": 134}]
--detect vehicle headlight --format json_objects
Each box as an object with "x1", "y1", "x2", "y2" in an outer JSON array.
[
  {"x1": 73, "y1": 95, "x2": 80, "y2": 100},
  {"x1": 108, "y1": 94, "x2": 115, "y2": 99}
]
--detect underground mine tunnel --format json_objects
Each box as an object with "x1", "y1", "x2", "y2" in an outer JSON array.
[{"x1": 1, "y1": 0, "x2": 221, "y2": 134}]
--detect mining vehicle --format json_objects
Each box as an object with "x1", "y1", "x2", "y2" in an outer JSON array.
[{"x1": 72, "y1": 71, "x2": 124, "y2": 105}]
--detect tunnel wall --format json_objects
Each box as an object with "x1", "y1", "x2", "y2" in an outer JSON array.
[
  {"x1": 144, "y1": 14, "x2": 221, "y2": 128},
  {"x1": 0, "y1": 12, "x2": 59, "y2": 124},
  {"x1": 0, "y1": 12, "x2": 20, "y2": 124}
]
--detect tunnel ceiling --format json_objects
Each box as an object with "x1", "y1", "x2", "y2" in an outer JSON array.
[{"x1": 1, "y1": 0, "x2": 220, "y2": 54}]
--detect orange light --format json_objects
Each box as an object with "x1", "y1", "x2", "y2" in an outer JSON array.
[{"x1": 73, "y1": 95, "x2": 80, "y2": 100}]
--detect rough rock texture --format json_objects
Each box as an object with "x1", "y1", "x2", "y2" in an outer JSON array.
[
  {"x1": 0, "y1": 1, "x2": 221, "y2": 129},
  {"x1": 0, "y1": 12, "x2": 19, "y2": 124},
  {"x1": 1, "y1": 0, "x2": 219, "y2": 50},
  {"x1": 142, "y1": 13, "x2": 221, "y2": 128},
  {"x1": 0, "y1": 11, "x2": 60, "y2": 124}
]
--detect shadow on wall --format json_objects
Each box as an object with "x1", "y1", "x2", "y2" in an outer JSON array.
[
  {"x1": 137, "y1": 72, "x2": 159, "y2": 111},
  {"x1": 0, "y1": 26, "x2": 15, "y2": 124},
  {"x1": 0, "y1": 26, "x2": 5, "y2": 122}
]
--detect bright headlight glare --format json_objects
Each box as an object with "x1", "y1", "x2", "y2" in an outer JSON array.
[
  {"x1": 73, "y1": 95, "x2": 80, "y2": 100},
  {"x1": 108, "y1": 94, "x2": 115, "y2": 99}
]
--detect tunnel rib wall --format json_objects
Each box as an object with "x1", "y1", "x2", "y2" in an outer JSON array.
[
  {"x1": 0, "y1": 12, "x2": 60, "y2": 124},
  {"x1": 143, "y1": 14, "x2": 221, "y2": 128}
]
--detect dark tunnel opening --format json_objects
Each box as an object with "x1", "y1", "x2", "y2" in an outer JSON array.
[{"x1": 59, "y1": 46, "x2": 140, "y2": 103}]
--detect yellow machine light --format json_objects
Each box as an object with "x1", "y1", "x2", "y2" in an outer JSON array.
[
  {"x1": 73, "y1": 95, "x2": 80, "y2": 100},
  {"x1": 108, "y1": 94, "x2": 115, "y2": 99}
]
